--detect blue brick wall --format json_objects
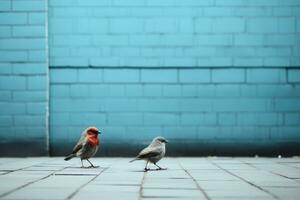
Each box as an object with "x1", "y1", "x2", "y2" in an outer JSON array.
[
  {"x1": 0, "y1": 0, "x2": 48, "y2": 156},
  {"x1": 47, "y1": 0, "x2": 300, "y2": 156},
  {"x1": 48, "y1": 0, "x2": 300, "y2": 67},
  {"x1": 1, "y1": 0, "x2": 300, "y2": 156}
]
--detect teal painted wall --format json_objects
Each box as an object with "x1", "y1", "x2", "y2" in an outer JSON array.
[
  {"x1": 0, "y1": 0, "x2": 49, "y2": 156},
  {"x1": 1, "y1": 0, "x2": 300, "y2": 156}
]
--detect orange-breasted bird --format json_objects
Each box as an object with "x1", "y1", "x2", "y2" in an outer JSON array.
[{"x1": 64, "y1": 127, "x2": 101, "y2": 168}]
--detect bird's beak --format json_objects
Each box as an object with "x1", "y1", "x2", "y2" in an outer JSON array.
[
  {"x1": 97, "y1": 131, "x2": 101, "y2": 135},
  {"x1": 165, "y1": 140, "x2": 169, "y2": 143}
]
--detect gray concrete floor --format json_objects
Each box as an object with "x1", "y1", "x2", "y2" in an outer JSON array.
[{"x1": 0, "y1": 157, "x2": 299, "y2": 200}]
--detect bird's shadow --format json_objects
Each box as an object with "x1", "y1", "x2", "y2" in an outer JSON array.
[{"x1": 129, "y1": 168, "x2": 168, "y2": 172}]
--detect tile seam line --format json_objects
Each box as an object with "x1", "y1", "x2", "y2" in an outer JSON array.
[
  {"x1": 66, "y1": 160, "x2": 117, "y2": 200},
  {"x1": 138, "y1": 166, "x2": 147, "y2": 200},
  {"x1": 0, "y1": 165, "x2": 70, "y2": 199},
  {"x1": 211, "y1": 161, "x2": 280, "y2": 200},
  {"x1": 176, "y1": 158, "x2": 211, "y2": 200}
]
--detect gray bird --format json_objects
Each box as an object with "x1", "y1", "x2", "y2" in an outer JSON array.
[{"x1": 130, "y1": 136, "x2": 168, "y2": 172}]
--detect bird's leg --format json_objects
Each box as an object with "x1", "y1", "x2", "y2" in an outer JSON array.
[
  {"x1": 87, "y1": 159, "x2": 99, "y2": 168},
  {"x1": 80, "y1": 159, "x2": 85, "y2": 168},
  {"x1": 144, "y1": 160, "x2": 149, "y2": 172},
  {"x1": 154, "y1": 163, "x2": 167, "y2": 170}
]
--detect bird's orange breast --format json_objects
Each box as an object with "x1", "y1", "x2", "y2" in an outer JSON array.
[{"x1": 87, "y1": 137, "x2": 99, "y2": 146}]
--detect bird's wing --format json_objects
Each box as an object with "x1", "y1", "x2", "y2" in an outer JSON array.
[
  {"x1": 137, "y1": 147, "x2": 162, "y2": 159},
  {"x1": 72, "y1": 133, "x2": 87, "y2": 154}
]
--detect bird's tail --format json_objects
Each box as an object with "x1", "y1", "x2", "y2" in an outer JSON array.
[
  {"x1": 129, "y1": 158, "x2": 137, "y2": 163},
  {"x1": 64, "y1": 154, "x2": 76, "y2": 161}
]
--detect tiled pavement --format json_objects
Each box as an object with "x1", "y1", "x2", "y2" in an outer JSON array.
[{"x1": 0, "y1": 157, "x2": 299, "y2": 200}]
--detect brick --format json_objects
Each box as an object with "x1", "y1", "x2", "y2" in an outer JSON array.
[
  {"x1": 198, "y1": 57, "x2": 232, "y2": 66},
  {"x1": 181, "y1": 113, "x2": 204, "y2": 125},
  {"x1": 50, "y1": 85, "x2": 70, "y2": 98},
  {"x1": 143, "y1": 85, "x2": 162, "y2": 97},
  {"x1": 108, "y1": 113, "x2": 143, "y2": 125},
  {"x1": 198, "y1": 85, "x2": 215, "y2": 97},
  {"x1": 70, "y1": 113, "x2": 106, "y2": 126},
  {"x1": 78, "y1": 69, "x2": 102, "y2": 83},
  {"x1": 141, "y1": 69, "x2": 177, "y2": 83},
  {"x1": 178, "y1": 18, "x2": 194, "y2": 33},
  {"x1": 234, "y1": 58, "x2": 263, "y2": 66},
  {"x1": 107, "y1": 85, "x2": 125, "y2": 97},
  {"x1": 275, "y1": 99, "x2": 300, "y2": 111},
  {"x1": 213, "y1": 99, "x2": 266, "y2": 112},
  {"x1": 196, "y1": 35, "x2": 232, "y2": 46},
  {"x1": 288, "y1": 69, "x2": 300, "y2": 82},
  {"x1": 179, "y1": 69, "x2": 210, "y2": 83},
  {"x1": 161, "y1": 35, "x2": 194, "y2": 46},
  {"x1": 144, "y1": 113, "x2": 179, "y2": 125},
  {"x1": 279, "y1": 18, "x2": 296, "y2": 33},
  {"x1": 0, "y1": 76, "x2": 26, "y2": 90},
  {"x1": 237, "y1": 113, "x2": 279, "y2": 126},
  {"x1": 14, "y1": 115, "x2": 46, "y2": 126},
  {"x1": 247, "y1": 69, "x2": 286, "y2": 83},
  {"x1": 181, "y1": 99, "x2": 212, "y2": 112},
  {"x1": 125, "y1": 85, "x2": 143, "y2": 97},
  {"x1": 145, "y1": 18, "x2": 177, "y2": 33},
  {"x1": 137, "y1": 99, "x2": 180, "y2": 112},
  {"x1": 0, "y1": 91, "x2": 11, "y2": 101},
  {"x1": 103, "y1": 69, "x2": 139, "y2": 83},
  {"x1": 182, "y1": 85, "x2": 198, "y2": 97},
  {"x1": 240, "y1": 85, "x2": 257, "y2": 97},
  {"x1": 234, "y1": 7, "x2": 272, "y2": 16},
  {"x1": 29, "y1": 50, "x2": 47, "y2": 62},
  {"x1": 13, "y1": 63, "x2": 47, "y2": 75},
  {"x1": 265, "y1": 34, "x2": 298, "y2": 46},
  {"x1": 218, "y1": 113, "x2": 236, "y2": 125},
  {"x1": 194, "y1": 18, "x2": 212, "y2": 33},
  {"x1": 129, "y1": 35, "x2": 160, "y2": 46},
  {"x1": 163, "y1": 126, "x2": 198, "y2": 139},
  {"x1": 0, "y1": 39, "x2": 46, "y2": 50},
  {"x1": 0, "y1": 0, "x2": 10, "y2": 11},
  {"x1": 13, "y1": 91, "x2": 46, "y2": 102},
  {"x1": 247, "y1": 18, "x2": 278, "y2": 33},
  {"x1": 112, "y1": 48, "x2": 140, "y2": 57},
  {"x1": 164, "y1": 58, "x2": 197, "y2": 67},
  {"x1": 0, "y1": 26, "x2": 11, "y2": 37},
  {"x1": 0, "y1": 51, "x2": 27, "y2": 62},
  {"x1": 285, "y1": 113, "x2": 300, "y2": 125},
  {"x1": 27, "y1": 76, "x2": 47, "y2": 90},
  {"x1": 49, "y1": 19, "x2": 73, "y2": 34},
  {"x1": 0, "y1": 13, "x2": 27, "y2": 25},
  {"x1": 76, "y1": 19, "x2": 108, "y2": 33},
  {"x1": 257, "y1": 85, "x2": 300, "y2": 97},
  {"x1": 77, "y1": 0, "x2": 110, "y2": 6},
  {"x1": 125, "y1": 126, "x2": 162, "y2": 140},
  {"x1": 120, "y1": 57, "x2": 160, "y2": 67},
  {"x1": 93, "y1": 35, "x2": 128, "y2": 46},
  {"x1": 0, "y1": 103, "x2": 26, "y2": 114},
  {"x1": 104, "y1": 98, "x2": 137, "y2": 112},
  {"x1": 70, "y1": 85, "x2": 89, "y2": 98},
  {"x1": 215, "y1": 85, "x2": 240, "y2": 97},
  {"x1": 113, "y1": 0, "x2": 146, "y2": 6},
  {"x1": 28, "y1": 13, "x2": 46, "y2": 25},
  {"x1": 175, "y1": 0, "x2": 214, "y2": 6},
  {"x1": 50, "y1": 69, "x2": 77, "y2": 83},
  {"x1": 264, "y1": 57, "x2": 290, "y2": 66},
  {"x1": 212, "y1": 69, "x2": 245, "y2": 83},
  {"x1": 27, "y1": 102, "x2": 47, "y2": 115},
  {"x1": 51, "y1": 57, "x2": 89, "y2": 67},
  {"x1": 111, "y1": 18, "x2": 143, "y2": 33},
  {"x1": 204, "y1": 7, "x2": 233, "y2": 16},
  {"x1": 234, "y1": 35, "x2": 264, "y2": 46},
  {"x1": 13, "y1": 0, "x2": 45, "y2": 11},
  {"x1": 162, "y1": 85, "x2": 181, "y2": 97},
  {"x1": 213, "y1": 18, "x2": 245, "y2": 33},
  {"x1": 0, "y1": 116, "x2": 13, "y2": 126},
  {"x1": 50, "y1": 113, "x2": 69, "y2": 126},
  {"x1": 13, "y1": 25, "x2": 45, "y2": 37}
]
